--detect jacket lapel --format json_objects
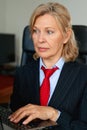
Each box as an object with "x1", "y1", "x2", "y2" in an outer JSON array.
[
  {"x1": 49, "y1": 62, "x2": 80, "y2": 108},
  {"x1": 30, "y1": 58, "x2": 40, "y2": 104}
]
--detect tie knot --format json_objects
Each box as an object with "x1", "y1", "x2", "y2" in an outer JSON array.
[{"x1": 41, "y1": 66, "x2": 58, "y2": 78}]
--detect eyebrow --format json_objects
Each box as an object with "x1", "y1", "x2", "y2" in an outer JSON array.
[{"x1": 33, "y1": 26, "x2": 56, "y2": 30}]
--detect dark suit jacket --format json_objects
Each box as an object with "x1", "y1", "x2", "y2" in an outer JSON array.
[{"x1": 10, "y1": 58, "x2": 87, "y2": 130}]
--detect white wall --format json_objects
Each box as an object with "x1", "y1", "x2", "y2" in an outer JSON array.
[
  {"x1": 0, "y1": 0, "x2": 6, "y2": 32},
  {"x1": 0, "y1": 0, "x2": 87, "y2": 65}
]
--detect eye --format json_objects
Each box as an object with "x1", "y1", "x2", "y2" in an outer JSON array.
[
  {"x1": 32, "y1": 28, "x2": 39, "y2": 34},
  {"x1": 47, "y1": 30, "x2": 54, "y2": 35}
]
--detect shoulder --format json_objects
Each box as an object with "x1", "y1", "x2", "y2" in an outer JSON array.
[
  {"x1": 15, "y1": 58, "x2": 40, "y2": 75},
  {"x1": 65, "y1": 61, "x2": 87, "y2": 74}
]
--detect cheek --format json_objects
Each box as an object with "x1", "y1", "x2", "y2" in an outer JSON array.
[
  {"x1": 32, "y1": 35, "x2": 37, "y2": 46},
  {"x1": 49, "y1": 36, "x2": 64, "y2": 49}
]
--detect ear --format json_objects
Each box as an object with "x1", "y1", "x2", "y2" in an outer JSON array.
[{"x1": 63, "y1": 29, "x2": 72, "y2": 44}]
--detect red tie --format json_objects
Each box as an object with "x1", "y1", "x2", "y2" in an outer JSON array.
[{"x1": 40, "y1": 66, "x2": 58, "y2": 106}]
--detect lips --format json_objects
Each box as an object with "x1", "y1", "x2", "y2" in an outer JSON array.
[{"x1": 38, "y1": 47, "x2": 49, "y2": 52}]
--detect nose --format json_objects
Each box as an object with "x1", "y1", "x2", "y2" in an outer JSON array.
[{"x1": 38, "y1": 32, "x2": 45, "y2": 43}]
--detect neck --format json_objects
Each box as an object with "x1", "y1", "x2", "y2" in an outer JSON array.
[{"x1": 42, "y1": 57, "x2": 61, "y2": 69}]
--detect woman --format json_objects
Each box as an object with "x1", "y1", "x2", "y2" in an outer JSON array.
[{"x1": 9, "y1": 2, "x2": 87, "y2": 130}]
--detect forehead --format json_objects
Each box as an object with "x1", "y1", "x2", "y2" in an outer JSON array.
[{"x1": 34, "y1": 14, "x2": 60, "y2": 29}]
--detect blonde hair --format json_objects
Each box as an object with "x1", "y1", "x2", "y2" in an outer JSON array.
[{"x1": 29, "y1": 2, "x2": 79, "y2": 62}]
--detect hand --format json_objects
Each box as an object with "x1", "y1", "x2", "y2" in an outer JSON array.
[{"x1": 8, "y1": 104, "x2": 59, "y2": 125}]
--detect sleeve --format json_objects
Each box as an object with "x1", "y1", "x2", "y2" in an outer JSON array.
[{"x1": 10, "y1": 68, "x2": 23, "y2": 112}]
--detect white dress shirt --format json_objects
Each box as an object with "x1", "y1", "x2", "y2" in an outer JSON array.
[{"x1": 39, "y1": 57, "x2": 65, "y2": 103}]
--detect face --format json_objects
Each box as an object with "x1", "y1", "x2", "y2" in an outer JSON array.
[{"x1": 32, "y1": 14, "x2": 69, "y2": 62}]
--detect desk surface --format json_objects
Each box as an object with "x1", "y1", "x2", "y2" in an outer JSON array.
[{"x1": 0, "y1": 75, "x2": 14, "y2": 103}]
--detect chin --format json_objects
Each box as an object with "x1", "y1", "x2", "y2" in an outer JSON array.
[
  {"x1": 36, "y1": 52, "x2": 50, "y2": 59},
  {"x1": 40, "y1": 55, "x2": 50, "y2": 59}
]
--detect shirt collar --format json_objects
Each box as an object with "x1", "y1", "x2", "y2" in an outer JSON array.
[{"x1": 40, "y1": 57, "x2": 65, "y2": 70}]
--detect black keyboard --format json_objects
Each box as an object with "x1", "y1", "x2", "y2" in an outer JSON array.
[
  {"x1": 0, "y1": 106, "x2": 42, "y2": 130},
  {"x1": 0, "y1": 106, "x2": 56, "y2": 130}
]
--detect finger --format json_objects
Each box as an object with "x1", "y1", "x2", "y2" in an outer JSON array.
[
  {"x1": 12, "y1": 110, "x2": 30, "y2": 123},
  {"x1": 9, "y1": 109, "x2": 26, "y2": 122},
  {"x1": 23, "y1": 113, "x2": 37, "y2": 125},
  {"x1": 9, "y1": 107, "x2": 24, "y2": 118},
  {"x1": 9, "y1": 104, "x2": 33, "y2": 122}
]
